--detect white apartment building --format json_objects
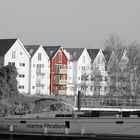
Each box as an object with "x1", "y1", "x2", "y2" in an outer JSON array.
[
  {"x1": 25, "y1": 45, "x2": 50, "y2": 95},
  {"x1": 0, "y1": 39, "x2": 30, "y2": 93},
  {"x1": 64, "y1": 48, "x2": 91, "y2": 96},
  {"x1": 87, "y1": 49, "x2": 107, "y2": 95}
]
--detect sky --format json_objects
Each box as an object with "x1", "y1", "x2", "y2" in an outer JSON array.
[{"x1": 0, "y1": 0, "x2": 140, "y2": 49}]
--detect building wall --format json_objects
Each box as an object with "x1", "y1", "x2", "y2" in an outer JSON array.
[
  {"x1": 30, "y1": 46, "x2": 50, "y2": 95},
  {"x1": 66, "y1": 61, "x2": 74, "y2": 96},
  {"x1": 77, "y1": 49, "x2": 91, "y2": 96},
  {"x1": 4, "y1": 39, "x2": 30, "y2": 93},
  {"x1": 50, "y1": 48, "x2": 67, "y2": 95},
  {"x1": 66, "y1": 49, "x2": 91, "y2": 96},
  {"x1": 92, "y1": 50, "x2": 107, "y2": 95}
]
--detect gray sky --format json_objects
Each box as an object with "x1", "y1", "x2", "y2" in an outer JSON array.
[{"x1": 0, "y1": 0, "x2": 140, "y2": 49}]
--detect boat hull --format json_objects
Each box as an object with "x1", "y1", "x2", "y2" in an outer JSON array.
[{"x1": 1, "y1": 117, "x2": 140, "y2": 136}]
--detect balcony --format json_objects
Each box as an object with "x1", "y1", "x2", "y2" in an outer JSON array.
[
  {"x1": 54, "y1": 90, "x2": 66, "y2": 95},
  {"x1": 36, "y1": 80, "x2": 45, "y2": 87},
  {"x1": 36, "y1": 71, "x2": 45, "y2": 76},
  {"x1": 54, "y1": 79, "x2": 67, "y2": 85},
  {"x1": 81, "y1": 74, "x2": 89, "y2": 81},
  {"x1": 54, "y1": 65, "x2": 67, "y2": 74}
]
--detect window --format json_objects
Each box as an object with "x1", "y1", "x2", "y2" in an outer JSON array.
[
  {"x1": 38, "y1": 53, "x2": 42, "y2": 61},
  {"x1": 8, "y1": 62, "x2": 15, "y2": 66},
  {"x1": 50, "y1": 104, "x2": 57, "y2": 111},
  {"x1": 83, "y1": 56, "x2": 85, "y2": 63},
  {"x1": 82, "y1": 66, "x2": 86, "y2": 70},
  {"x1": 19, "y1": 63, "x2": 25, "y2": 66},
  {"x1": 37, "y1": 64, "x2": 42, "y2": 68},
  {"x1": 19, "y1": 74, "x2": 25, "y2": 78},
  {"x1": 12, "y1": 51, "x2": 16, "y2": 59},
  {"x1": 97, "y1": 57, "x2": 100, "y2": 64},
  {"x1": 18, "y1": 85, "x2": 24, "y2": 89},
  {"x1": 32, "y1": 86, "x2": 35, "y2": 89},
  {"x1": 41, "y1": 64, "x2": 44, "y2": 68},
  {"x1": 58, "y1": 52, "x2": 62, "y2": 63},
  {"x1": 36, "y1": 64, "x2": 42, "y2": 73}
]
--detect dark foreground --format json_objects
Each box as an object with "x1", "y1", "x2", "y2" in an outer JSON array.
[{"x1": 1, "y1": 131, "x2": 140, "y2": 140}]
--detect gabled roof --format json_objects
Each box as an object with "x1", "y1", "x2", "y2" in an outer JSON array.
[
  {"x1": 43, "y1": 46, "x2": 61, "y2": 59},
  {"x1": 102, "y1": 50, "x2": 112, "y2": 62},
  {"x1": 116, "y1": 49, "x2": 126, "y2": 62},
  {"x1": 25, "y1": 45, "x2": 40, "y2": 57},
  {"x1": 87, "y1": 49, "x2": 100, "y2": 62},
  {"x1": 64, "y1": 48, "x2": 85, "y2": 61},
  {"x1": 0, "y1": 39, "x2": 17, "y2": 56}
]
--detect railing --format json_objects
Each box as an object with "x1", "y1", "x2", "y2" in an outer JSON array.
[
  {"x1": 54, "y1": 64, "x2": 67, "y2": 74},
  {"x1": 54, "y1": 79, "x2": 67, "y2": 85},
  {"x1": 54, "y1": 68, "x2": 67, "y2": 74},
  {"x1": 80, "y1": 98, "x2": 140, "y2": 108},
  {"x1": 54, "y1": 90, "x2": 66, "y2": 95},
  {"x1": 36, "y1": 71, "x2": 45, "y2": 76},
  {"x1": 36, "y1": 80, "x2": 45, "y2": 87}
]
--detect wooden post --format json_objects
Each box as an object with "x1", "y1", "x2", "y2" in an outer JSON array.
[{"x1": 77, "y1": 91, "x2": 81, "y2": 111}]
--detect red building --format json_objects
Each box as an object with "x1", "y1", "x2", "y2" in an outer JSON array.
[{"x1": 43, "y1": 46, "x2": 68, "y2": 95}]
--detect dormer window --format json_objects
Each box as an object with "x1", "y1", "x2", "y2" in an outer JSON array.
[
  {"x1": 38, "y1": 53, "x2": 42, "y2": 61},
  {"x1": 83, "y1": 56, "x2": 85, "y2": 63},
  {"x1": 58, "y1": 52, "x2": 62, "y2": 63},
  {"x1": 12, "y1": 51, "x2": 16, "y2": 59},
  {"x1": 98, "y1": 57, "x2": 100, "y2": 64}
]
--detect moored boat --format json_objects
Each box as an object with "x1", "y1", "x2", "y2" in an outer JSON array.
[{"x1": 1, "y1": 96, "x2": 140, "y2": 137}]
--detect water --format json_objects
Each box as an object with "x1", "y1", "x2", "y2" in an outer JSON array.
[{"x1": 1, "y1": 134, "x2": 140, "y2": 140}]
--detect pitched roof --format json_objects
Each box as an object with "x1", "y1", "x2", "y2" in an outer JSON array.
[
  {"x1": 102, "y1": 50, "x2": 112, "y2": 62},
  {"x1": 87, "y1": 49, "x2": 100, "y2": 62},
  {"x1": 0, "y1": 39, "x2": 17, "y2": 56},
  {"x1": 43, "y1": 46, "x2": 61, "y2": 59},
  {"x1": 25, "y1": 45, "x2": 40, "y2": 57},
  {"x1": 64, "y1": 48, "x2": 85, "y2": 61},
  {"x1": 115, "y1": 49, "x2": 125, "y2": 62}
]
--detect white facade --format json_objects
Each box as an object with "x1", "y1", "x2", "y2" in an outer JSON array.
[
  {"x1": 77, "y1": 49, "x2": 91, "y2": 96},
  {"x1": 91, "y1": 49, "x2": 107, "y2": 95},
  {"x1": 29, "y1": 46, "x2": 50, "y2": 95},
  {"x1": 66, "y1": 49, "x2": 91, "y2": 96},
  {"x1": 4, "y1": 39, "x2": 30, "y2": 93}
]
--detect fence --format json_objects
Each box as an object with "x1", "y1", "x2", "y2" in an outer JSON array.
[
  {"x1": 57, "y1": 96, "x2": 140, "y2": 109},
  {"x1": 81, "y1": 98, "x2": 140, "y2": 108}
]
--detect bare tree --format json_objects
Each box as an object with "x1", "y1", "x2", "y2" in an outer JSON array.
[
  {"x1": 127, "y1": 41, "x2": 140, "y2": 97},
  {"x1": 104, "y1": 33, "x2": 126, "y2": 55}
]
